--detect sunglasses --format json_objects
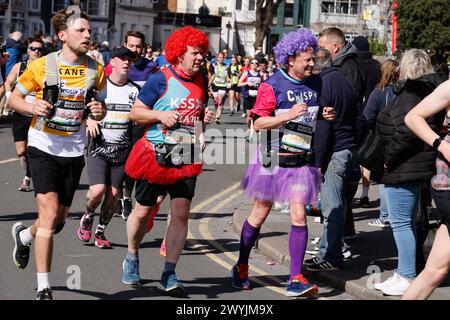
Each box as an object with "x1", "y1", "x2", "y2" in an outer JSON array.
[{"x1": 29, "y1": 47, "x2": 43, "y2": 52}]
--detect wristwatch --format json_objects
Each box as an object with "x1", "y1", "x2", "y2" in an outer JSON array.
[{"x1": 433, "y1": 137, "x2": 444, "y2": 150}]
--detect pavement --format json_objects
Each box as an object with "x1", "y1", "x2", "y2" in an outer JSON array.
[{"x1": 233, "y1": 182, "x2": 450, "y2": 300}]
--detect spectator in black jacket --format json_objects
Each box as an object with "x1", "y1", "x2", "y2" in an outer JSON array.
[
  {"x1": 352, "y1": 36, "x2": 381, "y2": 109},
  {"x1": 317, "y1": 27, "x2": 366, "y2": 240},
  {"x1": 305, "y1": 48, "x2": 366, "y2": 271},
  {"x1": 373, "y1": 49, "x2": 446, "y2": 296},
  {"x1": 318, "y1": 27, "x2": 365, "y2": 104}
]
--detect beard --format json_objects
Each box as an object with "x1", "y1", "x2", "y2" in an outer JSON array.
[{"x1": 68, "y1": 42, "x2": 89, "y2": 57}]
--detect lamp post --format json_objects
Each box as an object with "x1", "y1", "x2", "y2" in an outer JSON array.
[{"x1": 226, "y1": 21, "x2": 232, "y2": 52}]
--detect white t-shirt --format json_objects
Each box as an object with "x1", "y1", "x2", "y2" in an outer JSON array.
[{"x1": 89, "y1": 78, "x2": 140, "y2": 162}]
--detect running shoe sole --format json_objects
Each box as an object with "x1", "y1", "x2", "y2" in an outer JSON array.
[
  {"x1": 285, "y1": 285, "x2": 318, "y2": 297},
  {"x1": 160, "y1": 282, "x2": 185, "y2": 297},
  {"x1": 12, "y1": 222, "x2": 29, "y2": 269}
]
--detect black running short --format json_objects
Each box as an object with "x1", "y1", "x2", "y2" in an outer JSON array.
[
  {"x1": 229, "y1": 84, "x2": 241, "y2": 92},
  {"x1": 28, "y1": 146, "x2": 85, "y2": 207},
  {"x1": 135, "y1": 177, "x2": 197, "y2": 207},
  {"x1": 431, "y1": 188, "x2": 450, "y2": 236},
  {"x1": 211, "y1": 84, "x2": 227, "y2": 93},
  {"x1": 12, "y1": 113, "x2": 32, "y2": 142},
  {"x1": 86, "y1": 155, "x2": 125, "y2": 188}
]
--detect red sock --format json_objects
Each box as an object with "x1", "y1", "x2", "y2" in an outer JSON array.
[{"x1": 145, "y1": 205, "x2": 160, "y2": 233}]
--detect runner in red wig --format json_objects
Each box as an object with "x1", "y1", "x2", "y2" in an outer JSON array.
[{"x1": 121, "y1": 26, "x2": 215, "y2": 296}]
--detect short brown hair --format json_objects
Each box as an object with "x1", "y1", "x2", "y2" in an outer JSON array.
[
  {"x1": 51, "y1": 6, "x2": 89, "y2": 36},
  {"x1": 125, "y1": 31, "x2": 145, "y2": 45},
  {"x1": 318, "y1": 27, "x2": 345, "y2": 44}
]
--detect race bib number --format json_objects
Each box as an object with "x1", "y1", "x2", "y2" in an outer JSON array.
[
  {"x1": 248, "y1": 89, "x2": 258, "y2": 97},
  {"x1": 279, "y1": 106, "x2": 319, "y2": 152},
  {"x1": 46, "y1": 100, "x2": 84, "y2": 133},
  {"x1": 166, "y1": 123, "x2": 196, "y2": 144}
]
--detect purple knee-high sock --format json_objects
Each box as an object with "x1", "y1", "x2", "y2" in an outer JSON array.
[
  {"x1": 237, "y1": 220, "x2": 261, "y2": 265},
  {"x1": 289, "y1": 225, "x2": 308, "y2": 281}
]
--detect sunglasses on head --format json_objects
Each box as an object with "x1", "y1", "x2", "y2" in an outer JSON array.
[{"x1": 29, "y1": 47, "x2": 43, "y2": 52}]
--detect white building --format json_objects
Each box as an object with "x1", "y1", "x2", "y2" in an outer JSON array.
[{"x1": 113, "y1": 0, "x2": 157, "y2": 48}]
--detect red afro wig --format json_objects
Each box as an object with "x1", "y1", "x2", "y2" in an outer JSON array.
[{"x1": 165, "y1": 26, "x2": 209, "y2": 65}]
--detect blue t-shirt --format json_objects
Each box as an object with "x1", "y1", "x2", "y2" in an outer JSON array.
[
  {"x1": 129, "y1": 57, "x2": 159, "y2": 87},
  {"x1": 138, "y1": 66, "x2": 208, "y2": 145}
]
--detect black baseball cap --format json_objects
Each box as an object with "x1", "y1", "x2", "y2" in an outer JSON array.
[{"x1": 111, "y1": 46, "x2": 134, "y2": 59}]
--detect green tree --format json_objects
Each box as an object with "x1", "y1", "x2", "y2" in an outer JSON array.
[{"x1": 396, "y1": 0, "x2": 450, "y2": 60}]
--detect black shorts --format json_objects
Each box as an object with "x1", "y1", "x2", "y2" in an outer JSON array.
[
  {"x1": 12, "y1": 113, "x2": 32, "y2": 142},
  {"x1": 211, "y1": 84, "x2": 227, "y2": 93},
  {"x1": 87, "y1": 155, "x2": 125, "y2": 188},
  {"x1": 135, "y1": 177, "x2": 197, "y2": 207},
  {"x1": 431, "y1": 188, "x2": 450, "y2": 236},
  {"x1": 28, "y1": 146, "x2": 85, "y2": 207},
  {"x1": 243, "y1": 96, "x2": 256, "y2": 112},
  {"x1": 229, "y1": 84, "x2": 241, "y2": 92}
]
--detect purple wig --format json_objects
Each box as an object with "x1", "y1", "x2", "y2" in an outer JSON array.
[{"x1": 273, "y1": 28, "x2": 318, "y2": 66}]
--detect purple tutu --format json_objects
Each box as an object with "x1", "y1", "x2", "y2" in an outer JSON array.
[{"x1": 242, "y1": 150, "x2": 321, "y2": 204}]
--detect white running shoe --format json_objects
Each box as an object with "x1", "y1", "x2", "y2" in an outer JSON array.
[{"x1": 380, "y1": 273, "x2": 411, "y2": 296}]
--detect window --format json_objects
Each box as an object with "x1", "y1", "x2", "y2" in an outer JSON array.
[
  {"x1": 249, "y1": 0, "x2": 256, "y2": 11},
  {"x1": 284, "y1": 3, "x2": 294, "y2": 25},
  {"x1": 131, "y1": 24, "x2": 136, "y2": 31},
  {"x1": 235, "y1": 0, "x2": 242, "y2": 10},
  {"x1": 187, "y1": 0, "x2": 195, "y2": 13},
  {"x1": 350, "y1": 0, "x2": 358, "y2": 15},
  {"x1": 87, "y1": 0, "x2": 107, "y2": 17},
  {"x1": 52, "y1": 0, "x2": 68, "y2": 13},
  {"x1": 322, "y1": 1, "x2": 334, "y2": 13},
  {"x1": 29, "y1": 0, "x2": 41, "y2": 11},
  {"x1": 120, "y1": 23, "x2": 127, "y2": 44}
]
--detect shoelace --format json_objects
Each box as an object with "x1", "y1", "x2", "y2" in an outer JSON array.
[
  {"x1": 82, "y1": 216, "x2": 93, "y2": 229},
  {"x1": 292, "y1": 275, "x2": 309, "y2": 285}
]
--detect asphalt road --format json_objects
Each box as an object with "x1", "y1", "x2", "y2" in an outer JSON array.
[{"x1": 0, "y1": 111, "x2": 354, "y2": 301}]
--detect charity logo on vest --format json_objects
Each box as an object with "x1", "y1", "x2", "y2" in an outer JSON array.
[{"x1": 170, "y1": 97, "x2": 203, "y2": 110}]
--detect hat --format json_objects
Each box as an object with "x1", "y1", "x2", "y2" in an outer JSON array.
[
  {"x1": 111, "y1": 46, "x2": 134, "y2": 59},
  {"x1": 102, "y1": 41, "x2": 109, "y2": 47},
  {"x1": 352, "y1": 36, "x2": 369, "y2": 52}
]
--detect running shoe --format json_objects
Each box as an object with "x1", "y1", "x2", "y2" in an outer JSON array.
[
  {"x1": 160, "y1": 270, "x2": 185, "y2": 296},
  {"x1": 12, "y1": 222, "x2": 31, "y2": 269},
  {"x1": 306, "y1": 258, "x2": 342, "y2": 272},
  {"x1": 18, "y1": 176, "x2": 32, "y2": 192},
  {"x1": 36, "y1": 288, "x2": 53, "y2": 300},
  {"x1": 94, "y1": 231, "x2": 112, "y2": 249},
  {"x1": 122, "y1": 257, "x2": 140, "y2": 285},
  {"x1": 231, "y1": 264, "x2": 250, "y2": 290},
  {"x1": 368, "y1": 218, "x2": 390, "y2": 228},
  {"x1": 76, "y1": 211, "x2": 94, "y2": 242},
  {"x1": 286, "y1": 274, "x2": 318, "y2": 297},
  {"x1": 121, "y1": 198, "x2": 133, "y2": 221},
  {"x1": 159, "y1": 239, "x2": 166, "y2": 257}
]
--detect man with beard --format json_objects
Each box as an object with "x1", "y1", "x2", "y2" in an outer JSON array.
[{"x1": 9, "y1": 6, "x2": 106, "y2": 300}]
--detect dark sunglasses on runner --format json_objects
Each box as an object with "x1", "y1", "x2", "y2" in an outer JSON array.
[{"x1": 29, "y1": 47, "x2": 43, "y2": 52}]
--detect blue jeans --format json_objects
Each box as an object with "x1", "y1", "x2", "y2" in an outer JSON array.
[
  {"x1": 317, "y1": 148, "x2": 355, "y2": 265},
  {"x1": 379, "y1": 184, "x2": 389, "y2": 221},
  {"x1": 384, "y1": 183, "x2": 421, "y2": 279}
]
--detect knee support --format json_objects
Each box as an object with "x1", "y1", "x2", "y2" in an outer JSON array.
[
  {"x1": 54, "y1": 223, "x2": 65, "y2": 234},
  {"x1": 36, "y1": 228, "x2": 55, "y2": 238}
]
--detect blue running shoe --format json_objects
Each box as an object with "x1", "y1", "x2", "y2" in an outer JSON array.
[
  {"x1": 231, "y1": 264, "x2": 250, "y2": 290},
  {"x1": 286, "y1": 274, "x2": 318, "y2": 297},
  {"x1": 160, "y1": 271, "x2": 185, "y2": 296},
  {"x1": 122, "y1": 257, "x2": 140, "y2": 285}
]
